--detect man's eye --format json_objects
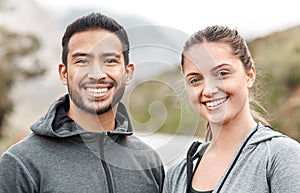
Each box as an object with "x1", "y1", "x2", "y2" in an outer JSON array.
[
  {"x1": 104, "y1": 59, "x2": 118, "y2": 64},
  {"x1": 75, "y1": 59, "x2": 89, "y2": 64}
]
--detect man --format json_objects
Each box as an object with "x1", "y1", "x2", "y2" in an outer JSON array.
[{"x1": 0, "y1": 12, "x2": 164, "y2": 193}]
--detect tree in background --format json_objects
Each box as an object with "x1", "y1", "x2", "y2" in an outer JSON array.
[{"x1": 0, "y1": 26, "x2": 45, "y2": 136}]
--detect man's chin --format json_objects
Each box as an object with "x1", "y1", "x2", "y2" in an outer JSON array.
[
  {"x1": 81, "y1": 103, "x2": 113, "y2": 115},
  {"x1": 73, "y1": 99, "x2": 113, "y2": 115},
  {"x1": 95, "y1": 105, "x2": 113, "y2": 115},
  {"x1": 69, "y1": 91, "x2": 121, "y2": 115}
]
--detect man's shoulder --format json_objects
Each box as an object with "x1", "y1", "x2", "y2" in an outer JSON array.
[
  {"x1": 125, "y1": 134, "x2": 155, "y2": 149},
  {"x1": 123, "y1": 134, "x2": 163, "y2": 160},
  {"x1": 3, "y1": 134, "x2": 51, "y2": 158}
]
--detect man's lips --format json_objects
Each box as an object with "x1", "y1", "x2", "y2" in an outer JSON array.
[
  {"x1": 86, "y1": 87, "x2": 109, "y2": 94},
  {"x1": 82, "y1": 82, "x2": 115, "y2": 96}
]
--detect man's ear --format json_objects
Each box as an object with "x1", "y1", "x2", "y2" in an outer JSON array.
[
  {"x1": 125, "y1": 63, "x2": 134, "y2": 84},
  {"x1": 246, "y1": 65, "x2": 256, "y2": 88},
  {"x1": 58, "y1": 63, "x2": 68, "y2": 85}
]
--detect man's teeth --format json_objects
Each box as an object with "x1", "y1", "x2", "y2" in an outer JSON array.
[
  {"x1": 87, "y1": 88, "x2": 108, "y2": 93},
  {"x1": 206, "y1": 97, "x2": 227, "y2": 107}
]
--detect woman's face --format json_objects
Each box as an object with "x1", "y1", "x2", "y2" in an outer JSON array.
[{"x1": 182, "y1": 42, "x2": 255, "y2": 125}]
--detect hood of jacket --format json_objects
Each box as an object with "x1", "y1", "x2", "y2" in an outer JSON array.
[
  {"x1": 184, "y1": 123, "x2": 287, "y2": 193},
  {"x1": 30, "y1": 94, "x2": 133, "y2": 138},
  {"x1": 189, "y1": 123, "x2": 285, "y2": 159}
]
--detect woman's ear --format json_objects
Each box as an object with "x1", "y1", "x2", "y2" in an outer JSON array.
[
  {"x1": 58, "y1": 63, "x2": 68, "y2": 85},
  {"x1": 246, "y1": 65, "x2": 256, "y2": 88},
  {"x1": 125, "y1": 63, "x2": 134, "y2": 84}
]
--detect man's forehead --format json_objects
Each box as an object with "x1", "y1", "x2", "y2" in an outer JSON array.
[{"x1": 68, "y1": 30, "x2": 124, "y2": 56}]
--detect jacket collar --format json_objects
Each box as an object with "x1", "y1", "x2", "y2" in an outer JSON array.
[{"x1": 31, "y1": 94, "x2": 133, "y2": 137}]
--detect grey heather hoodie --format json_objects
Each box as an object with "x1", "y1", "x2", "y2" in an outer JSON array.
[
  {"x1": 163, "y1": 123, "x2": 300, "y2": 193},
  {"x1": 0, "y1": 95, "x2": 164, "y2": 193}
]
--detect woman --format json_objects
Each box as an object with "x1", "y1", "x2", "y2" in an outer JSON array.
[{"x1": 163, "y1": 26, "x2": 300, "y2": 193}]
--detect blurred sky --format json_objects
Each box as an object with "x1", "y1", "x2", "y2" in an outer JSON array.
[{"x1": 35, "y1": 0, "x2": 300, "y2": 39}]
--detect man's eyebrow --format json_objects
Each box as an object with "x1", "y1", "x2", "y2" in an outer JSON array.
[
  {"x1": 71, "y1": 52, "x2": 93, "y2": 58},
  {"x1": 101, "y1": 52, "x2": 121, "y2": 58},
  {"x1": 71, "y1": 51, "x2": 122, "y2": 59}
]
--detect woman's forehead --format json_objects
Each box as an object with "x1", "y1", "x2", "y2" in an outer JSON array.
[{"x1": 183, "y1": 43, "x2": 235, "y2": 66}]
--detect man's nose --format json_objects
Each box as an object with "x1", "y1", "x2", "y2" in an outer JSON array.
[{"x1": 88, "y1": 62, "x2": 107, "y2": 79}]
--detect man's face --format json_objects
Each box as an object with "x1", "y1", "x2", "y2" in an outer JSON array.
[{"x1": 59, "y1": 29, "x2": 134, "y2": 114}]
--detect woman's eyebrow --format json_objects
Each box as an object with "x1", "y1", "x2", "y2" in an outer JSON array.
[
  {"x1": 211, "y1": 63, "x2": 231, "y2": 72},
  {"x1": 185, "y1": 72, "x2": 200, "y2": 78}
]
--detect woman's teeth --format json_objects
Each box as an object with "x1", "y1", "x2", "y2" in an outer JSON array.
[{"x1": 206, "y1": 97, "x2": 227, "y2": 107}]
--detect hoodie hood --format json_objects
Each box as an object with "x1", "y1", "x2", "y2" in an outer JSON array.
[
  {"x1": 30, "y1": 94, "x2": 133, "y2": 138},
  {"x1": 188, "y1": 123, "x2": 286, "y2": 165},
  {"x1": 184, "y1": 123, "x2": 288, "y2": 193},
  {"x1": 248, "y1": 123, "x2": 285, "y2": 145}
]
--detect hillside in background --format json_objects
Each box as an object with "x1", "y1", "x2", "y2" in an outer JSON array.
[{"x1": 249, "y1": 25, "x2": 300, "y2": 140}]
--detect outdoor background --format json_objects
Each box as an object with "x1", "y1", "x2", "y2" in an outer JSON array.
[{"x1": 1, "y1": 0, "x2": 300, "y2": 168}]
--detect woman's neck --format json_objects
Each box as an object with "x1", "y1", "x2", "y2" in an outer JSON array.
[{"x1": 208, "y1": 115, "x2": 256, "y2": 153}]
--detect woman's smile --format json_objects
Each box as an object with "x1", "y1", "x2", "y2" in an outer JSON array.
[{"x1": 202, "y1": 96, "x2": 229, "y2": 109}]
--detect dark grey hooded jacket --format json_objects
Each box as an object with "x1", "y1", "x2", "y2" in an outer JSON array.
[
  {"x1": 163, "y1": 123, "x2": 300, "y2": 193},
  {"x1": 0, "y1": 95, "x2": 164, "y2": 193}
]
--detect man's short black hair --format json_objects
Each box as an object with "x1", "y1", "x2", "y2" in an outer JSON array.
[{"x1": 61, "y1": 12, "x2": 129, "y2": 66}]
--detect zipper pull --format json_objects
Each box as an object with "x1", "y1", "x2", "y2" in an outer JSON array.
[{"x1": 103, "y1": 132, "x2": 109, "y2": 145}]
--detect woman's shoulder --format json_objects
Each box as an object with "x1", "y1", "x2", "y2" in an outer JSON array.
[
  {"x1": 166, "y1": 140, "x2": 209, "y2": 178},
  {"x1": 164, "y1": 141, "x2": 209, "y2": 193},
  {"x1": 259, "y1": 126, "x2": 300, "y2": 162},
  {"x1": 268, "y1": 133, "x2": 300, "y2": 154},
  {"x1": 166, "y1": 158, "x2": 187, "y2": 179},
  {"x1": 164, "y1": 158, "x2": 188, "y2": 193},
  {"x1": 259, "y1": 124, "x2": 299, "y2": 148},
  {"x1": 254, "y1": 124, "x2": 299, "y2": 149}
]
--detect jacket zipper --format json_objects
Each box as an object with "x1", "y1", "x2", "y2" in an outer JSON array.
[{"x1": 99, "y1": 133, "x2": 114, "y2": 193}]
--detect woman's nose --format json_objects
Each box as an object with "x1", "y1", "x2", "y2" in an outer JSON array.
[{"x1": 203, "y1": 79, "x2": 219, "y2": 97}]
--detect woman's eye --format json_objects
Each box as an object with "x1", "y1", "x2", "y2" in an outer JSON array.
[
  {"x1": 190, "y1": 77, "x2": 202, "y2": 84},
  {"x1": 217, "y1": 71, "x2": 229, "y2": 78}
]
